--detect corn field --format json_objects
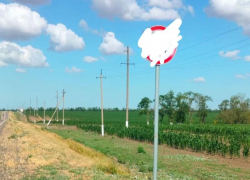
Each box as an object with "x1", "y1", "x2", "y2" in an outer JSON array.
[{"x1": 77, "y1": 124, "x2": 250, "y2": 159}]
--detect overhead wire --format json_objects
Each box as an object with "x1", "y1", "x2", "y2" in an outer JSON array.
[{"x1": 179, "y1": 23, "x2": 250, "y2": 48}]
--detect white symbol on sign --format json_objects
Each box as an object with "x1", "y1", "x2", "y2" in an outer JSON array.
[{"x1": 138, "y1": 19, "x2": 182, "y2": 67}]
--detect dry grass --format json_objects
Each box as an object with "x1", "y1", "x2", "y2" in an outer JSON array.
[
  {"x1": 0, "y1": 112, "x2": 129, "y2": 179},
  {"x1": 66, "y1": 139, "x2": 129, "y2": 175}
]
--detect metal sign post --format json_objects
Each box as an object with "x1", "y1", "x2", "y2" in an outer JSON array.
[{"x1": 153, "y1": 65, "x2": 160, "y2": 180}]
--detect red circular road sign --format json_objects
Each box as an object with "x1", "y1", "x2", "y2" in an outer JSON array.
[{"x1": 147, "y1": 26, "x2": 177, "y2": 65}]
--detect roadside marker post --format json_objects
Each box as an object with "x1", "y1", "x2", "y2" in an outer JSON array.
[{"x1": 138, "y1": 19, "x2": 182, "y2": 180}]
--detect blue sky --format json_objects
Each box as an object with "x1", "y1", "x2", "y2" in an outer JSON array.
[{"x1": 0, "y1": 0, "x2": 250, "y2": 110}]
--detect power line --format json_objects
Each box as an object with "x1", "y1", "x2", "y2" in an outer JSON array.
[
  {"x1": 176, "y1": 38, "x2": 250, "y2": 64},
  {"x1": 165, "y1": 42, "x2": 250, "y2": 69},
  {"x1": 179, "y1": 23, "x2": 250, "y2": 48}
]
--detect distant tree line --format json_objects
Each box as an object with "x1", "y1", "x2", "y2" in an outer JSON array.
[
  {"x1": 24, "y1": 107, "x2": 139, "y2": 112},
  {"x1": 138, "y1": 91, "x2": 250, "y2": 124},
  {"x1": 218, "y1": 93, "x2": 250, "y2": 124},
  {"x1": 137, "y1": 91, "x2": 212, "y2": 124}
]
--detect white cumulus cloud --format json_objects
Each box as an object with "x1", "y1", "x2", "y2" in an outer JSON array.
[
  {"x1": 92, "y1": 0, "x2": 194, "y2": 21},
  {"x1": 205, "y1": 0, "x2": 250, "y2": 36},
  {"x1": 79, "y1": 19, "x2": 106, "y2": 37},
  {"x1": 244, "y1": 56, "x2": 250, "y2": 62},
  {"x1": 0, "y1": 61, "x2": 8, "y2": 67},
  {"x1": 0, "y1": 3, "x2": 47, "y2": 41},
  {"x1": 148, "y1": 0, "x2": 183, "y2": 9},
  {"x1": 83, "y1": 56, "x2": 98, "y2": 63},
  {"x1": 186, "y1": 5, "x2": 194, "y2": 16},
  {"x1": 65, "y1": 66, "x2": 82, "y2": 73},
  {"x1": 235, "y1": 74, "x2": 246, "y2": 79},
  {"x1": 219, "y1": 50, "x2": 240, "y2": 60},
  {"x1": 194, "y1": 77, "x2": 206, "y2": 82},
  {"x1": 11, "y1": 0, "x2": 51, "y2": 5},
  {"x1": 0, "y1": 41, "x2": 49, "y2": 68},
  {"x1": 15, "y1": 68, "x2": 27, "y2": 73},
  {"x1": 79, "y1": 19, "x2": 89, "y2": 31},
  {"x1": 46, "y1": 24, "x2": 85, "y2": 52},
  {"x1": 99, "y1": 32, "x2": 127, "y2": 55}
]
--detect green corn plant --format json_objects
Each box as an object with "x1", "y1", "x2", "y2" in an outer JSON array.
[{"x1": 243, "y1": 145, "x2": 249, "y2": 160}]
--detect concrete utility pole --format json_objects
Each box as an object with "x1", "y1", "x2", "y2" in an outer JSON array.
[
  {"x1": 34, "y1": 98, "x2": 36, "y2": 123},
  {"x1": 62, "y1": 89, "x2": 65, "y2": 125},
  {"x1": 121, "y1": 46, "x2": 134, "y2": 128},
  {"x1": 30, "y1": 99, "x2": 31, "y2": 114},
  {"x1": 24, "y1": 101, "x2": 26, "y2": 111},
  {"x1": 56, "y1": 90, "x2": 59, "y2": 122},
  {"x1": 43, "y1": 100, "x2": 46, "y2": 124},
  {"x1": 36, "y1": 96, "x2": 38, "y2": 116},
  {"x1": 47, "y1": 96, "x2": 63, "y2": 127},
  {"x1": 96, "y1": 69, "x2": 106, "y2": 136}
]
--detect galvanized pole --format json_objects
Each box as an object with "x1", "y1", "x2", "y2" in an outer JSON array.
[
  {"x1": 126, "y1": 46, "x2": 129, "y2": 128},
  {"x1": 153, "y1": 65, "x2": 160, "y2": 180},
  {"x1": 62, "y1": 89, "x2": 65, "y2": 125},
  {"x1": 43, "y1": 100, "x2": 46, "y2": 124}
]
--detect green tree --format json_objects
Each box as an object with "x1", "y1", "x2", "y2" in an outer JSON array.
[
  {"x1": 184, "y1": 91, "x2": 199, "y2": 124},
  {"x1": 218, "y1": 100, "x2": 229, "y2": 111},
  {"x1": 196, "y1": 94, "x2": 212, "y2": 124},
  {"x1": 159, "y1": 90, "x2": 176, "y2": 124},
  {"x1": 218, "y1": 94, "x2": 250, "y2": 124},
  {"x1": 175, "y1": 93, "x2": 189, "y2": 123},
  {"x1": 138, "y1": 97, "x2": 152, "y2": 125}
]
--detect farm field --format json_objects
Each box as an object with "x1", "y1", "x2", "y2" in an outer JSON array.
[
  {"x1": 34, "y1": 110, "x2": 219, "y2": 125},
  {"x1": 47, "y1": 126, "x2": 250, "y2": 180},
  {"x1": 25, "y1": 110, "x2": 250, "y2": 179},
  {"x1": 31, "y1": 110, "x2": 250, "y2": 159}
]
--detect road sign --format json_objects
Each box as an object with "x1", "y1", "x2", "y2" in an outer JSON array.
[
  {"x1": 138, "y1": 18, "x2": 182, "y2": 67},
  {"x1": 138, "y1": 19, "x2": 183, "y2": 180},
  {"x1": 146, "y1": 25, "x2": 177, "y2": 65}
]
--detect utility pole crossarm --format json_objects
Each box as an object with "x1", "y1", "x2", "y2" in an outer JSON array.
[
  {"x1": 96, "y1": 69, "x2": 106, "y2": 79},
  {"x1": 121, "y1": 63, "x2": 135, "y2": 65}
]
